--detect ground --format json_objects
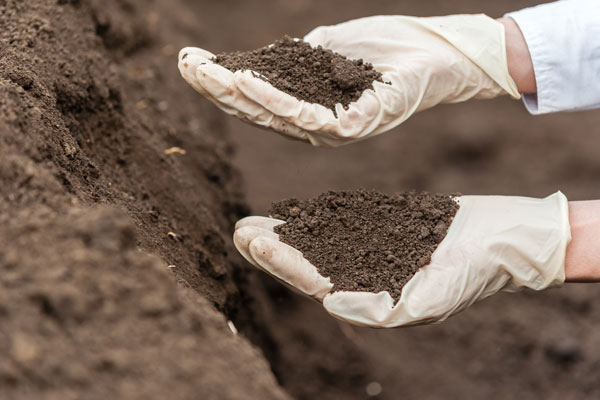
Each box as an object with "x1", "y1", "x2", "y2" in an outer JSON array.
[{"x1": 1, "y1": 0, "x2": 600, "y2": 399}]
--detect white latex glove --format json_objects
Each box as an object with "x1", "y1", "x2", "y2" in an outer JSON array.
[
  {"x1": 233, "y1": 192, "x2": 570, "y2": 327},
  {"x1": 178, "y1": 14, "x2": 520, "y2": 147}
]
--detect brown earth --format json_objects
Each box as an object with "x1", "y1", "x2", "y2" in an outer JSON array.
[
  {"x1": 0, "y1": 0, "x2": 285, "y2": 399},
  {"x1": 215, "y1": 35, "x2": 382, "y2": 111},
  {"x1": 2, "y1": 1, "x2": 600, "y2": 400},
  {"x1": 270, "y1": 190, "x2": 458, "y2": 301}
]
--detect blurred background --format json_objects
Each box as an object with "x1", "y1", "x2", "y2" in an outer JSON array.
[{"x1": 182, "y1": 1, "x2": 600, "y2": 399}]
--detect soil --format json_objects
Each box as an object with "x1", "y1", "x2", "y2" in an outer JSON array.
[
  {"x1": 214, "y1": 35, "x2": 383, "y2": 111},
  {"x1": 270, "y1": 190, "x2": 458, "y2": 301},
  {"x1": 0, "y1": 1, "x2": 285, "y2": 399},
  {"x1": 0, "y1": 207, "x2": 285, "y2": 400}
]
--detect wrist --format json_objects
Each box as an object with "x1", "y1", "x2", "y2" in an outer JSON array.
[
  {"x1": 565, "y1": 201, "x2": 600, "y2": 282},
  {"x1": 497, "y1": 17, "x2": 536, "y2": 94}
]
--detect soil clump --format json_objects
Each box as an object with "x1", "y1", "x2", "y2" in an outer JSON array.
[
  {"x1": 214, "y1": 35, "x2": 383, "y2": 112},
  {"x1": 270, "y1": 189, "x2": 459, "y2": 301}
]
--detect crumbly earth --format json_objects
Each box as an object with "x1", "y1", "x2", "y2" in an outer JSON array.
[
  {"x1": 0, "y1": 1, "x2": 288, "y2": 399},
  {"x1": 270, "y1": 190, "x2": 459, "y2": 301},
  {"x1": 0, "y1": 207, "x2": 287, "y2": 400},
  {"x1": 214, "y1": 35, "x2": 383, "y2": 112}
]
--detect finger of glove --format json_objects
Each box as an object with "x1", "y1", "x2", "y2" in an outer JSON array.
[
  {"x1": 323, "y1": 290, "x2": 401, "y2": 327},
  {"x1": 179, "y1": 52, "x2": 214, "y2": 97},
  {"x1": 233, "y1": 70, "x2": 304, "y2": 118},
  {"x1": 235, "y1": 216, "x2": 284, "y2": 231},
  {"x1": 249, "y1": 236, "x2": 333, "y2": 300},
  {"x1": 192, "y1": 62, "x2": 276, "y2": 126},
  {"x1": 178, "y1": 53, "x2": 246, "y2": 118},
  {"x1": 179, "y1": 46, "x2": 216, "y2": 63},
  {"x1": 233, "y1": 70, "x2": 347, "y2": 134},
  {"x1": 267, "y1": 115, "x2": 313, "y2": 142},
  {"x1": 178, "y1": 52, "x2": 312, "y2": 141},
  {"x1": 360, "y1": 72, "x2": 419, "y2": 136},
  {"x1": 233, "y1": 225, "x2": 279, "y2": 272},
  {"x1": 236, "y1": 112, "x2": 313, "y2": 142},
  {"x1": 233, "y1": 70, "x2": 337, "y2": 136},
  {"x1": 333, "y1": 88, "x2": 384, "y2": 139},
  {"x1": 235, "y1": 69, "x2": 393, "y2": 141}
]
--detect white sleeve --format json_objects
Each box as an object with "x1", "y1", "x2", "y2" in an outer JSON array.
[{"x1": 506, "y1": 0, "x2": 600, "y2": 114}]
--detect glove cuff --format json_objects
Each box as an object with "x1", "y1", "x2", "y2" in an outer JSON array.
[
  {"x1": 414, "y1": 14, "x2": 521, "y2": 99},
  {"x1": 459, "y1": 191, "x2": 571, "y2": 292},
  {"x1": 507, "y1": 191, "x2": 571, "y2": 291}
]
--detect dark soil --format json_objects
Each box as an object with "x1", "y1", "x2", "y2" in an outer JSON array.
[
  {"x1": 214, "y1": 35, "x2": 383, "y2": 112},
  {"x1": 270, "y1": 190, "x2": 458, "y2": 301},
  {"x1": 0, "y1": 207, "x2": 285, "y2": 400},
  {"x1": 0, "y1": 1, "x2": 286, "y2": 399}
]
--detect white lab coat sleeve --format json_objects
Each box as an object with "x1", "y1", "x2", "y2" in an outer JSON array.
[{"x1": 506, "y1": 0, "x2": 600, "y2": 114}]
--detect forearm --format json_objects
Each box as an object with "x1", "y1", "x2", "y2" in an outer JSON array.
[
  {"x1": 497, "y1": 17, "x2": 536, "y2": 94},
  {"x1": 565, "y1": 201, "x2": 600, "y2": 282}
]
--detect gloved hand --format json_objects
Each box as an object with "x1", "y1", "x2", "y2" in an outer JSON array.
[
  {"x1": 179, "y1": 14, "x2": 520, "y2": 147},
  {"x1": 233, "y1": 192, "x2": 570, "y2": 327}
]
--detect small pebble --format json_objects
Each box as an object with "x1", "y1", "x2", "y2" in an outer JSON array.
[{"x1": 366, "y1": 382, "x2": 382, "y2": 397}]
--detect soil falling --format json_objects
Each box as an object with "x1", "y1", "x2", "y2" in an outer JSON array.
[
  {"x1": 270, "y1": 189, "x2": 459, "y2": 301},
  {"x1": 214, "y1": 35, "x2": 383, "y2": 112}
]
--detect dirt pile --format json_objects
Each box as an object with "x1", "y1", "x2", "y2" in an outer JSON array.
[
  {"x1": 215, "y1": 35, "x2": 383, "y2": 111},
  {"x1": 0, "y1": 207, "x2": 286, "y2": 400},
  {"x1": 270, "y1": 190, "x2": 458, "y2": 300},
  {"x1": 0, "y1": 0, "x2": 287, "y2": 398}
]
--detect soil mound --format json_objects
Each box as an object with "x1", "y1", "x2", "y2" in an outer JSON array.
[
  {"x1": 0, "y1": 207, "x2": 286, "y2": 400},
  {"x1": 215, "y1": 35, "x2": 383, "y2": 111},
  {"x1": 0, "y1": 1, "x2": 286, "y2": 399},
  {"x1": 270, "y1": 189, "x2": 458, "y2": 301}
]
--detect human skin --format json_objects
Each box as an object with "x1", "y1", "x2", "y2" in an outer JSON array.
[
  {"x1": 498, "y1": 17, "x2": 537, "y2": 94},
  {"x1": 565, "y1": 202, "x2": 600, "y2": 282}
]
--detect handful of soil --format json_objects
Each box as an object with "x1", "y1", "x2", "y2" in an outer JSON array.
[
  {"x1": 214, "y1": 35, "x2": 384, "y2": 112},
  {"x1": 269, "y1": 189, "x2": 459, "y2": 302}
]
